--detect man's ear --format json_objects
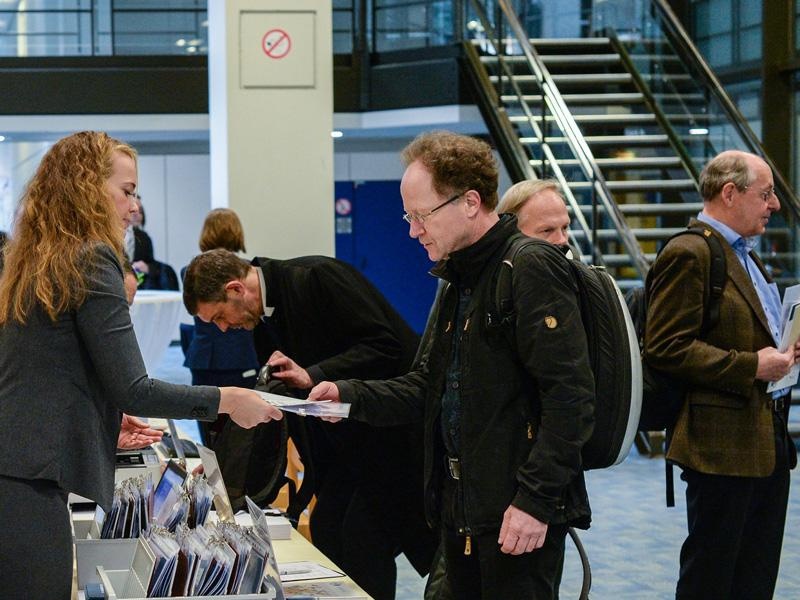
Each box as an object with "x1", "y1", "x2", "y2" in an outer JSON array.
[
  {"x1": 224, "y1": 279, "x2": 246, "y2": 297},
  {"x1": 721, "y1": 181, "x2": 737, "y2": 205},
  {"x1": 463, "y1": 189, "x2": 481, "y2": 215}
]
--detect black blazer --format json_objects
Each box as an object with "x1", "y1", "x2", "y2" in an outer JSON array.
[{"x1": 0, "y1": 245, "x2": 219, "y2": 510}]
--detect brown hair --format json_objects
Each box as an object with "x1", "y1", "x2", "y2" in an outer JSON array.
[
  {"x1": 0, "y1": 131, "x2": 136, "y2": 324},
  {"x1": 199, "y1": 208, "x2": 246, "y2": 253},
  {"x1": 401, "y1": 131, "x2": 499, "y2": 209},
  {"x1": 183, "y1": 248, "x2": 250, "y2": 315}
]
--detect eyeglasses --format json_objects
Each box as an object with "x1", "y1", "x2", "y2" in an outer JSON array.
[
  {"x1": 743, "y1": 186, "x2": 776, "y2": 203},
  {"x1": 402, "y1": 191, "x2": 466, "y2": 225}
]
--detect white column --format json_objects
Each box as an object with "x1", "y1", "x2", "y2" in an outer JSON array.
[{"x1": 208, "y1": 0, "x2": 334, "y2": 258}]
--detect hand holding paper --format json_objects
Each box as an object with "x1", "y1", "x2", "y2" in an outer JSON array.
[
  {"x1": 306, "y1": 382, "x2": 346, "y2": 423},
  {"x1": 255, "y1": 388, "x2": 350, "y2": 421},
  {"x1": 766, "y1": 284, "x2": 800, "y2": 392}
]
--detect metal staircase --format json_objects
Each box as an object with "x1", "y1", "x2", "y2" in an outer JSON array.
[{"x1": 463, "y1": 0, "x2": 800, "y2": 286}]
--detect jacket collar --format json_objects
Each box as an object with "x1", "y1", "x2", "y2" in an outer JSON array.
[
  {"x1": 687, "y1": 218, "x2": 772, "y2": 337},
  {"x1": 430, "y1": 213, "x2": 518, "y2": 288}
]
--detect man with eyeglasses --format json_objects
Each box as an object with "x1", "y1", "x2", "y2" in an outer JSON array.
[
  {"x1": 645, "y1": 150, "x2": 800, "y2": 600},
  {"x1": 309, "y1": 131, "x2": 595, "y2": 599},
  {"x1": 182, "y1": 249, "x2": 437, "y2": 600}
]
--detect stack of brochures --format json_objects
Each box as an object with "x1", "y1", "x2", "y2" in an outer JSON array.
[
  {"x1": 97, "y1": 460, "x2": 214, "y2": 539},
  {"x1": 255, "y1": 390, "x2": 352, "y2": 419},
  {"x1": 100, "y1": 473, "x2": 153, "y2": 539},
  {"x1": 132, "y1": 497, "x2": 284, "y2": 597}
]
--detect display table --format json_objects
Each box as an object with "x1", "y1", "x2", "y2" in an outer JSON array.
[
  {"x1": 76, "y1": 522, "x2": 372, "y2": 599},
  {"x1": 129, "y1": 290, "x2": 183, "y2": 372}
]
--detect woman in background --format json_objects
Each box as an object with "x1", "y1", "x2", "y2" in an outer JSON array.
[
  {"x1": 183, "y1": 208, "x2": 260, "y2": 446},
  {"x1": 0, "y1": 131, "x2": 280, "y2": 599}
]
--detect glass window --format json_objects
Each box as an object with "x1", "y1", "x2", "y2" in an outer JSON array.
[
  {"x1": 726, "y1": 79, "x2": 762, "y2": 140},
  {"x1": 374, "y1": 1, "x2": 453, "y2": 52},
  {"x1": 795, "y1": 0, "x2": 800, "y2": 50},
  {"x1": 691, "y1": 0, "x2": 761, "y2": 66},
  {"x1": 739, "y1": 27, "x2": 761, "y2": 62}
]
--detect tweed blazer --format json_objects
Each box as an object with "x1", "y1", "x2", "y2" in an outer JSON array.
[
  {"x1": 0, "y1": 244, "x2": 219, "y2": 510},
  {"x1": 644, "y1": 219, "x2": 796, "y2": 477}
]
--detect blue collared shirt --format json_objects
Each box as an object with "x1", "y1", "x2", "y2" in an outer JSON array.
[{"x1": 697, "y1": 212, "x2": 788, "y2": 395}]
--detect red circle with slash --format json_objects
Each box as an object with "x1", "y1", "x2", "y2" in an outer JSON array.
[{"x1": 262, "y1": 29, "x2": 291, "y2": 59}]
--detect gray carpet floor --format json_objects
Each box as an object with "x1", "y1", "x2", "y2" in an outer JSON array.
[{"x1": 155, "y1": 345, "x2": 800, "y2": 599}]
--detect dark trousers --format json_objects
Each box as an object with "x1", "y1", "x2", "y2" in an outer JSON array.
[
  {"x1": 676, "y1": 420, "x2": 791, "y2": 600},
  {"x1": 311, "y1": 460, "x2": 404, "y2": 600},
  {"x1": 439, "y1": 469, "x2": 567, "y2": 599},
  {"x1": 441, "y1": 524, "x2": 567, "y2": 600},
  {"x1": 0, "y1": 475, "x2": 72, "y2": 600}
]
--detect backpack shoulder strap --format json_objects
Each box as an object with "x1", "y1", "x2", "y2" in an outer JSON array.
[
  {"x1": 489, "y1": 236, "x2": 552, "y2": 329},
  {"x1": 658, "y1": 226, "x2": 727, "y2": 336}
]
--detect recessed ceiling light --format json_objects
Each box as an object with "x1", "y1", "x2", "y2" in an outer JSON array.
[
  {"x1": 175, "y1": 38, "x2": 187, "y2": 47},
  {"x1": 331, "y1": 131, "x2": 343, "y2": 138},
  {"x1": 186, "y1": 46, "x2": 198, "y2": 54},
  {"x1": 689, "y1": 127, "x2": 709, "y2": 135},
  {"x1": 0, "y1": 135, "x2": 5, "y2": 142}
]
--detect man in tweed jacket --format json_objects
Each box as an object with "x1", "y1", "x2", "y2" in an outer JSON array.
[{"x1": 645, "y1": 150, "x2": 800, "y2": 600}]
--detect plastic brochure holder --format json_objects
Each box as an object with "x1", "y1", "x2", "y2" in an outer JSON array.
[
  {"x1": 71, "y1": 508, "x2": 138, "y2": 590},
  {"x1": 96, "y1": 566, "x2": 268, "y2": 599}
]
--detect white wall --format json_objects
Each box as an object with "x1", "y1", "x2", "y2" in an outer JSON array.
[{"x1": 137, "y1": 154, "x2": 211, "y2": 277}]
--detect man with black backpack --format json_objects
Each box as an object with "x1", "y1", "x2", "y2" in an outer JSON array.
[
  {"x1": 309, "y1": 131, "x2": 595, "y2": 599},
  {"x1": 645, "y1": 150, "x2": 800, "y2": 600}
]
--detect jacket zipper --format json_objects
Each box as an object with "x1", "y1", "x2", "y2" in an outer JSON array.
[{"x1": 458, "y1": 315, "x2": 474, "y2": 555}]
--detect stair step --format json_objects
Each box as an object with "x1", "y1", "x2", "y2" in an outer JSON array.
[
  {"x1": 570, "y1": 202, "x2": 704, "y2": 215},
  {"x1": 482, "y1": 54, "x2": 622, "y2": 65},
  {"x1": 567, "y1": 179, "x2": 696, "y2": 191},
  {"x1": 551, "y1": 73, "x2": 633, "y2": 84},
  {"x1": 490, "y1": 73, "x2": 632, "y2": 85},
  {"x1": 510, "y1": 113, "x2": 655, "y2": 124},
  {"x1": 653, "y1": 92, "x2": 706, "y2": 102},
  {"x1": 520, "y1": 134, "x2": 671, "y2": 145},
  {"x1": 630, "y1": 54, "x2": 681, "y2": 63},
  {"x1": 529, "y1": 156, "x2": 683, "y2": 169},
  {"x1": 571, "y1": 227, "x2": 686, "y2": 240},
  {"x1": 502, "y1": 92, "x2": 646, "y2": 104},
  {"x1": 530, "y1": 37, "x2": 611, "y2": 46},
  {"x1": 491, "y1": 72, "x2": 692, "y2": 85},
  {"x1": 601, "y1": 253, "x2": 657, "y2": 266},
  {"x1": 509, "y1": 113, "x2": 721, "y2": 125}
]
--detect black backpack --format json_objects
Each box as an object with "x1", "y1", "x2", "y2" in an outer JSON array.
[
  {"x1": 627, "y1": 226, "x2": 727, "y2": 433},
  {"x1": 212, "y1": 381, "x2": 317, "y2": 526},
  {"x1": 625, "y1": 225, "x2": 726, "y2": 506},
  {"x1": 490, "y1": 237, "x2": 643, "y2": 471}
]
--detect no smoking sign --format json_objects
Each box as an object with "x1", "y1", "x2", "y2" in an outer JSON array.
[
  {"x1": 262, "y1": 28, "x2": 291, "y2": 59},
  {"x1": 240, "y1": 11, "x2": 316, "y2": 88}
]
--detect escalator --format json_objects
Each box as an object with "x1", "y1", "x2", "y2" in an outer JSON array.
[{"x1": 463, "y1": 0, "x2": 800, "y2": 287}]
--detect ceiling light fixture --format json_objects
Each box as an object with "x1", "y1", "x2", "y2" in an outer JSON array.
[{"x1": 689, "y1": 127, "x2": 709, "y2": 135}]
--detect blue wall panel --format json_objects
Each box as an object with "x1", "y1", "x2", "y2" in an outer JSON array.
[{"x1": 334, "y1": 180, "x2": 437, "y2": 334}]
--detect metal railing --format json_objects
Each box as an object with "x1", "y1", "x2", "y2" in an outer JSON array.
[{"x1": 467, "y1": 0, "x2": 650, "y2": 277}]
